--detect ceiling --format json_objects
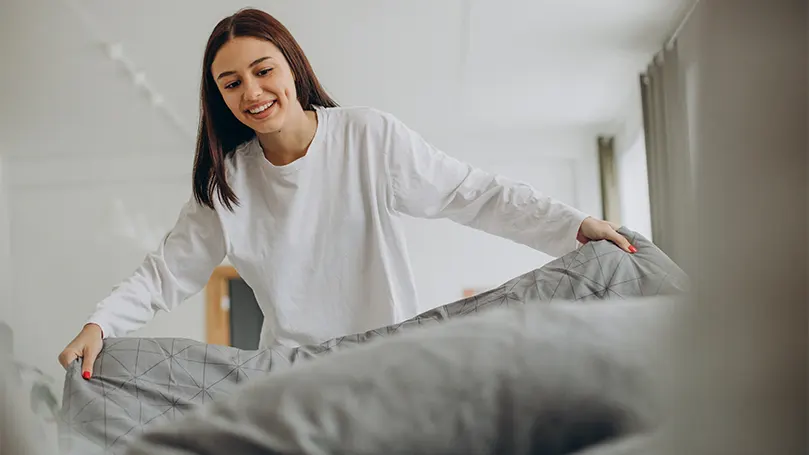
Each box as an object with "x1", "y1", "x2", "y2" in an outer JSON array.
[
  {"x1": 460, "y1": 0, "x2": 693, "y2": 130},
  {"x1": 0, "y1": 0, "x2": 693, "y2": 158}
]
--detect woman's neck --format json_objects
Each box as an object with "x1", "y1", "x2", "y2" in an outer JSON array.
[{"x1": 257, "y1": 109, "x2": 318, "y2": 166}]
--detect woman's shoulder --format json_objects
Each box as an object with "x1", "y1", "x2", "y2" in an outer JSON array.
[
  {"x1": 225, "y1": 137, "x2": 261, "y2": 170},
  {"x1": 319, "y1": 105, "x2": 404, "y2": 133}
]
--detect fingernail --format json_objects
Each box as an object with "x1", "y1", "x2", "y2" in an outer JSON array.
[
  {"x1": 82, "y1": 371, "x2": 91, "y2": 380},
  {"x1": 629, "y1": 245, "x2": 637, "y2": 253}
]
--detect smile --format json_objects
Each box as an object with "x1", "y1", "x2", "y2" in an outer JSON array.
[
  {"x1": 246, "y1": 100, "x2": 275, "y2": 114},
  {"x1": 245, "y1": 100, "x2": 277, "y2": 120}
]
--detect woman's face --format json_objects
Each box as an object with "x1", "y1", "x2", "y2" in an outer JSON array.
[{"x1": 211, "y1": 36, "x2": 299, "y2": 134}]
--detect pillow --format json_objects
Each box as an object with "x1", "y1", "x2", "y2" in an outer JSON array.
[{"x1": 123, "y1": 298, "x2": 678, "y2": 455}]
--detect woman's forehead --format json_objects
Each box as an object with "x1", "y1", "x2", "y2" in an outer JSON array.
[{"x1": 212, "y1": 37, "x2": 284, "y2": 71}]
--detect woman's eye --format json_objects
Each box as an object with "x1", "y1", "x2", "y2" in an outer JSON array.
[
  {"x1": 224, "y1": 80, "x2": 241, "y2": 90},
  {"x1": 257, "y1": 68, "x2": 273, "y2": 76}
]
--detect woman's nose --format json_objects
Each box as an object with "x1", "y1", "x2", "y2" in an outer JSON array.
[{"x1": 243, "y1": 80, "x2": 263, "y2": 100}]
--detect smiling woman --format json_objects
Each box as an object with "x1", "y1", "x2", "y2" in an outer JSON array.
[
  {"x1": 58, "y1": 7, "x2": 633, "y2": 381},
  {"x1": 197, "y1": 11, "x2": 339, "y2": 209}
]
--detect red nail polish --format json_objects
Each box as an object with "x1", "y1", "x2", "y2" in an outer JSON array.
[
  {"x1": 82, "y1": 371, "x2": 91, "y2": 380},
  {"x1": 629, "y1": 245, "x2": 637, "y2": 253}
]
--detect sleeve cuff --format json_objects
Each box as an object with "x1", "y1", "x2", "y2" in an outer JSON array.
[
  {"x1": 564, "y1": 209, "x2": 592, "y2": 253},
  {"x1": 84, "y1": 320, "x2": 109, "y2": 339}
]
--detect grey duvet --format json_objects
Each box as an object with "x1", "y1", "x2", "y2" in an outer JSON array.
[{"x1": 58, "y1": 227, "x2": 688, "y2": 455}]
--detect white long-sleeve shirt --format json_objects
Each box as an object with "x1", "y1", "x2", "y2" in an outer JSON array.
[{"x1": 86, "y1": 106, "x2": 590, "y2": 348}]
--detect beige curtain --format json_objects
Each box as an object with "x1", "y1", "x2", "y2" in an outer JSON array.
[
  {"x1": 639, "y1": 39, "x2": 694, "y2": 265},
  {"x1": 597, "y1": 136, "x2": 621, "y2": 224},
  {"x1": 638, "y1": 2, "x2": 806, "y2": 454}
]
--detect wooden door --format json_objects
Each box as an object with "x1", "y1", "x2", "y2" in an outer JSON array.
[
  {"x1": 205, "y1": 266, "x2": 239, "y2": 346},
  {"x1": 205, "y1": 265, "x2": 264, "y2": 349}
]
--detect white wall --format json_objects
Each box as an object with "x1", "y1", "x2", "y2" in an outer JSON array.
[
  {"x1": 403, "y1": 130, "x2": 601, "y2": 306},
  {"x1": 4, "y1": 155, "x2": 208, "y2": 386}
]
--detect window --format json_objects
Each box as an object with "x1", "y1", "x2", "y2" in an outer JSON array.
[{"x1": 617, "y1": 132, "x2": 653, "y2": 240}]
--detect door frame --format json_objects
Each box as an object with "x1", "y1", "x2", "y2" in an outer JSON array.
[{"x1": 205, "y1": 265, "x2": 239, "y2": 346}]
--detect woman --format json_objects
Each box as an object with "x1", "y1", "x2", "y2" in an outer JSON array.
[{"x1": 58, "y1": 8, "x2": 635, "y2": 379}]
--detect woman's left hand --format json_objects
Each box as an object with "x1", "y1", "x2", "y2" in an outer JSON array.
[{"x1": 576, "y1": 217, "x2": 637, "y2": 254}]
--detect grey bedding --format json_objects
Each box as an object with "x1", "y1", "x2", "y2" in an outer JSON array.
[{"x1": 58, "y1": 227, "x2": 688, "y2": 455}]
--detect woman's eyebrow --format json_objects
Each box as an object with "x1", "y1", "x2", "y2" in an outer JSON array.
[{"x1": 216, "y1": 56, "x2": 274, "y2": 80}]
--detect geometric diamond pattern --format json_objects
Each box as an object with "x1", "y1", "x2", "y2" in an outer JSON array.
[{"x1": 58, "y1": 227, "x2": 688, "y2": 454}]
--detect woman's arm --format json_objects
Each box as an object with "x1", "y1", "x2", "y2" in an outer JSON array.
[
  {"x1": 379, "y1": 111, "x2": 590, "y2": 258},
  {"x1": 85, "y1": 196, "x2": 228, "y2": 339}
]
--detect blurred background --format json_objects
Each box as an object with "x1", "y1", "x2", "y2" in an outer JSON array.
[{"x1": 0, "y1": 1, "x2": 806, "y2": 452}]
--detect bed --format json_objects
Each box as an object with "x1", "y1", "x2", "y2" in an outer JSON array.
[{"x1": 57, "y1": 227, "x2": 688, "y2": 455}]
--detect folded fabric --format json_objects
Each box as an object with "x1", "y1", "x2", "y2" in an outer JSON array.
[{"x1": 58, "y1": 227, "x2": 688, "y2": 454}]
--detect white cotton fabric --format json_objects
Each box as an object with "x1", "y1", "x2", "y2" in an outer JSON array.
[{"x1": 86, "y1": 106, "x2": 589, "y2": 348}]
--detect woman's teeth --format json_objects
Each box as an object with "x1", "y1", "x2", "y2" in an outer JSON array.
[{"x1": 249, "y1": 101, "x2": 275, "y2": 114}]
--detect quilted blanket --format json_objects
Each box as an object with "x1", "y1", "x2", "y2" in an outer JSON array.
[{"x1": 57, "y1": 227, "x2": 688, "y2": 454}]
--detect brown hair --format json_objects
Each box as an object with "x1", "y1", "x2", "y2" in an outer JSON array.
[{"x1": 193, "y1": 8, "x2": 338, "y2": 211}]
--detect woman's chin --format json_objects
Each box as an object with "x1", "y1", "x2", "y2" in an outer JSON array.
[{"x1": 244, "y1": 115, "x2": 284, "y2": 134}]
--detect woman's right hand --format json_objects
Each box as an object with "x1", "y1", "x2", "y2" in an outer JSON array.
[{"x1": 58, "y1": 323, "x2": 104, "y2": 379}]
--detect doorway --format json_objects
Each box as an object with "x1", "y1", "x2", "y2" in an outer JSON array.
[{"x1": 205, "y1": 266, "x2": 264, "y2": 350}]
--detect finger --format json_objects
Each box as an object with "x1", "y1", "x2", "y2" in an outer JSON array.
[
  {"x1": 58, "y1": 350, "x2": 77, "y2": 370},
  {"x1": 81, "y1": 348, "x2": 98, "y2": 380},
  {"x1": 608, "y1": 230, "x2": 636, "y2": 253},
  {"x1": 607, "y1": 221, "x2": 622, "y2": 231}
]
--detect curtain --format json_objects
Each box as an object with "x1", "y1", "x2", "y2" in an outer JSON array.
[
  {"x1": 639, "y1": 39, "x2": 694, "y2": 264},
  {"x1": 597, "y1": 136, "x2": 622, "y2": 224}
]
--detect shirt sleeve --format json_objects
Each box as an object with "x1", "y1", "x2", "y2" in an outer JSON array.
[
  {"x1": 85, "y1": 196, "x2": 227, "y2": 338},
  {"x1": 381, "y1": 112, "x2": 591, "y2": 258}
]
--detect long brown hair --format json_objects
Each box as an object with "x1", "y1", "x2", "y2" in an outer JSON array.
[{"x1": 193, "y1": 8, "x2": 338, "y2": 211}]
